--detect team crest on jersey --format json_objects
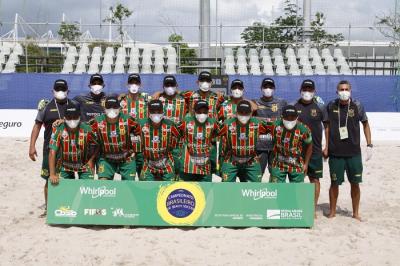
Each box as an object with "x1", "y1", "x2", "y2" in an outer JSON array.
[
  {"x1": 98, "y1": 123, "x2": 105, "y2": 130},
  {"x1": 110, "y1": 131, "x2": 117, "y2": 137},
  {"x1": 167, "y1": 104, "x2": 173, "y2": 110},
  {"x1": 348, "y1": 109, "x2": 355, "y2": 117},
  {"x1": 229, "y1": 125, "x2": 236, "y2": 133},
  {"x1": 276, "y1": 126, "x2": 282, "y2": 133},
  {"x1": 61, "y1": 131, "x2": 68, "y2": 139},
  {"x1": 283, "y1": 137, "x2": 290, "y2": 144},
  {"x1": 195, "y1": 132, "x2": 204, "y2": 140},
  {"x1": 153, "y1": 136, "x2": 160, "y2": 143},
  {"x1": 142, "y1": 126, "x2": 149, "y2": 134},
  {"x1": 239, "y1": 133, "x2": 247, "y2": 140},
  {"x1": 70, "y1": 139, "x2": 76, "y2": 146},
  {"x1": 271, "y1": 104, "x2": 278, "y2": 112},
  {"x1": 120, "y1": 100, "x2": 127, "y2": 108},
  {"x1": 311, "y1": 109, "x2": 318, "y2": 117}
]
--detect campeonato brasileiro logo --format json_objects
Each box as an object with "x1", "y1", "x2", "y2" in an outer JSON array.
[{"x1": 157, "y1": 182, "x2": 206, "y2": 226}]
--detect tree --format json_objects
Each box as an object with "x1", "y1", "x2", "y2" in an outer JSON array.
[
  {"x1": 57, "y1": 22, "x2": 82, "y2": 46},
  {"x1": 168, "y1": 33, "x2": 197, "y2": 74},
  {"x1": 375, "y1": 12, "x2": 400, "y2": 42},
  {"x1": 103, "y1": 3, "x2": 133, "y2": 45},
  {"x1": 240, "y1": 0, "x2": 343, "y2": 49}
]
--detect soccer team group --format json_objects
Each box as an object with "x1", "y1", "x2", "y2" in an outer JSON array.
[{"x1": 29, "y1": 71, "x2": 372, "y2": 219}]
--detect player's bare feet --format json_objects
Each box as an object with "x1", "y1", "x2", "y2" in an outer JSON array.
[
  {"x1": 327, "y1": 212, "x2": 336, "y2": 218},
  {"x1": 314, "y1": 212, "x2": 317, "y2": 219},
  {"x1": 352, "y1": 214, "x2": 362, "y2": 221},
  {"x1": 38, "y1": 210, "x2": 47, "y2": 218}
]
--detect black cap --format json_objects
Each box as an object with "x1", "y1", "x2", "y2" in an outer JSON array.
[
  {"x1": 105, "y1": 95, "x2": 120, "y2": 109},
  {"x1": 148, "y1": 99, "x2": 163, "y2": 112},
  {"x1": 65, "y1": 102, "x2": 80, "y2": 118},
  {"x1": 198, "y1": 71, "x2": 212, "y2": 82},
  {"x1": 194, "y1": 100, "x2": 209, "y2": 112},
  {"x1": 163, "y1": 75, "x2": 177, "y2": 86},
  {"x1": 237, "y1": 100, "x2": 252, "y2": 114},
  {"x1": 231, "y1": 79, "x2": 244, "y2": 89},
  {"x1": 90, "y1": 74, "x2": 104, "y2": 84},
  {"x1": 301, "y1": 79, "x2": 315, "y2": 90},
  {"x1": 282, "y1": 105, "x2": 298, "y2": 117},
  {"x1": 54, "y1": 79, "x2": 68, "y2": 91},
  {"x1": 128, "y1": 73, "x2": 141, "y2": 83},
  {"x1": 261, "y1": 78, "x2": 275, "y2": 88}
]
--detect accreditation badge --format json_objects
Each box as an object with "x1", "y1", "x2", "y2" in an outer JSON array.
[{"x1": 339, "y1": 127, "x2": 349, "y2": 140}]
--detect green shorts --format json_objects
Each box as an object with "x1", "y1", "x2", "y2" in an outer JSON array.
[
  {"x1": 307, "y1": 154, "x2": 323, "y2": 179},
  {"x1": 97, "y1": 157, "x2": 136, "y2": 181},
  {"x1": 59, "y1": 168, "x2": 94, "y2": 180},
  {"x1": 140, "y1": 170, "x2": 175, "y2": 181},
  {"x1": 135, "y1": 152, "x2": 144, "y2": 177},
  {"x1": 179, "y1": 172, "x2": 212, "y2": 182},
  {"x1": 221, "y1": 160, "x2": 262, "y2": 182},
  {"x1": 329, "y1": 155, "x2": 363, "y2": 185},
  {"x1": 270, "y1": 167, "x2": 305, "y2": 183}
]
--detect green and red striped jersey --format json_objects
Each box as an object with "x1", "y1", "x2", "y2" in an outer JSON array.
[
  {"x1": 120, "y1": 93, "x2": 150, "y2": 153},
  {"x1": 91, "y1": 113, "x2": 139, "y2": 162},
  {"x1": 176, "y1": 116, "x2": 220, "y2": 175},
  {"x1": 49, "y1": 122, "x2": 97, "y2": 172},
  {"x1": 159, "y1": 93, "x2": 188, "y2": 124},
  {"x1": 270, "y1": 120, "x2": 312, "y2": 173},
  {"x1": 218, "y1": 97, "x2": 239, "y2": 122},
  {"x1": 138, "y1": 118, "x2": 180, "y2": 175},
  {"x1": 181, "y1": 90, "x2": 225, "y2": 119},
  {"x1": 218, "y1": 117, "x2": 268, "y2": 162}
]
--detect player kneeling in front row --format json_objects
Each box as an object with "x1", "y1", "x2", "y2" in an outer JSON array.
[
  {"x1": 49, "y1": 102, "x2": 97, "y2": 184},
  {"x1": 269, "y1": 105, "x2": 313, "y2": 183},
  {"x1": 138, "y1": 100, "x2": 180, "y2": 181},
  {"x1": 219, "y1": 100, "x2": 267, "y2": 182},
  {"x1": 91, "y1": 95, "x2": 140, "y2": 181}
]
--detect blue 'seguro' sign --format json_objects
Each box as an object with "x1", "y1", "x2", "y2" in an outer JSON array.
[{"x1": 47, "y1": 180, "x2": 314, "y2": 227}]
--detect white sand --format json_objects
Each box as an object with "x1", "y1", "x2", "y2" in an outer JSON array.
[{"x1": 0, "y1": 138, "x2": 399, "y2": 265}]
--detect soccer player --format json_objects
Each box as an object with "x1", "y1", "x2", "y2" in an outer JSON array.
[
  {"x1": 294, "y1": 79, "x2": 329, "y2": 216},
  {"x1": 29, "y1": 79, "x2": 72, "y2": 215},
  {"x1": 219, "y1": 100, "x2": 268, "y2": 182},
  {"x1": 74, "y1": 74, "x2": 107, "y2": 122},
  {"x1": 218, "y1": 79, "x2": 245, "y2": 121},
  {"x1": 48, "y1": 102, "x2": 97, "y2": 184},
  {"x1": 158, "y1": 75, "x2": 188, "y2": 177},
  {"x1": 269, "y1": 105, "x2": 313, "y2": 183},
  {"x1": 91, "y1": 95, "x2": 140, "y2": 181},
  {"x1": 138, "y1": 100, "x2": 180, "y2": 181},
  {"x1": 119, "y1": 73, "x2": 150, "y2": 177},
  {"x1": 254, "y1": 78, "x2": 287, "y2": 175},
  {"x1": 177, "y1": 100, "x2": 220, "y2": 182},
  {"x1": 326, "y1": 80, "x2": 372, "y2": 221}
]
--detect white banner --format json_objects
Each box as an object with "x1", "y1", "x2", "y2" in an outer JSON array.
[{"x1": 0, "y1": 109, "x2": 399, "y2": 141}]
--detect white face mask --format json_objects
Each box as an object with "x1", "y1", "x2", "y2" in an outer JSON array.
[
  {"x1": 164, "y1": 86, "x2": 176, "y2": 96},
  {"x1": 237, "y1": 115, "x2": 251, "y2": 124},
  {"x1": 128, "y1": 84, "x2": 140, "y2": 94},
  {"x1": 53, "y1": 90, "x2": 67, "y2": 101},
  {"x1": 262, "y1": 88, "x2": 274, "y2": 97},
  {"x1": 150, "y1": 114, "x2": 163, "y2": 124},
  {"x1": 231, "y1": 89, "x2": 243, "y2": 99},
  {"x1": 90, "y1": 85, "x2": 104, "y2": 95},
  {"x1": 199, "y1": 82, "x2": 211, "y2": 92},
  {"x1": 65, "y1": 118, "x2": 80, "y2": 129},
  {"x1": 338, "y1": 90, "x2": 351, "y2": 101},
  {"x1": 283, "y1": 119, "x2": 297, "y2": 130},
  {"x1": 195, "y1": 113, "x2": 208, "y2": 123},
  {"x1": 301, "y1": 91, "x2": 315, "y2": 102},
  {"x1": 105, "y1": 108, "x2": 120, "y2": 119}
]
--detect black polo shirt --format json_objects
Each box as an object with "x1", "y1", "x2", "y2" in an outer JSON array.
[
  {"x1": 295, "y1": 99, "x2": 328, "y2": 155},
  {"x1": 254, "y1": 96, "x2": 287, "y2": 151},
  {"x1": 326, "y1": 98, "x2": 368, "y2": 157},
  {"x1": 35, "y1": 99, "x2": 71, "y2": 154},
  {"x1": 73, "y1": 92, "x2": 106, "y2": 122}
]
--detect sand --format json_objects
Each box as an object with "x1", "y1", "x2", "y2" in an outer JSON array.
[{"x1": 0, "y1": 138, "x2": 399, "y2": 265}]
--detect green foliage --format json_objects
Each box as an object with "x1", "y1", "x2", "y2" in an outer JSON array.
[
  {"x1": 103, "y1": 4, "x2": 133, "y2": 45},
  {"x1": 168, "y1": 33, "x2": 197, "y2": 74},
  {"x1": 57, "y1": 22, "x2": 82, "y2": 45}
]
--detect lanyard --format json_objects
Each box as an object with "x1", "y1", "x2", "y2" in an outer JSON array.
[
  {"x1": 55, "y1": 99, "x2": 68, "y2": 119},
  {"x1": 338, "y1": 100, "x2": 350, "y2": 128}
]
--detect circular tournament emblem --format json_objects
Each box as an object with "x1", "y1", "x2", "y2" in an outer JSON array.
[{"x1": 157, "y1": 182, "x2": 206, "y2": 225}]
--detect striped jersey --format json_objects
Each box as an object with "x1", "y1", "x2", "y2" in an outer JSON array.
[
  {"x1": 219, "y1": 117, "x2": 268, "y2": 162},
  {"x1": 270, "y1": 120, "x2": 312, "y2": 172},
  {"x1": 91, "y1": 113, "x2": 139, "y2": 162},
  {"x1": 120, "y1": 92, "x2": 150, "y2": 152},
  {"x1": 49, "y1": 122, "x2": 97, "y2": 172},
  {"x1": 138, "y1": 118, "x2": 180, "y2": 174},
  {"x1": 181, "y1": 90, "x2": 225, "y2": 119},
  {"x1": 218, "y1": 97, "x2": 239, "y2": 122},
  {"x1": 159, "y1": 93, "x2": 188, "y2": 124},
  {"x1": 176, "y1": 116, "x2": 220, "y2": 175}
]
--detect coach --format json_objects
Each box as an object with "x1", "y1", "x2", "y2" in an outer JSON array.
[{"x1": 326, "y1": 80, "x2": 372, "y2": 221}]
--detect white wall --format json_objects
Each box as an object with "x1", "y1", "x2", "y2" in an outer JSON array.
[{"x1": 0, "y1": 110, "x2": 399, "y2": 141}]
